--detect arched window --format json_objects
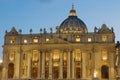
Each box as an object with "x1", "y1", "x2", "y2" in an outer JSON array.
[
  {"x1": 8, "y1": 63, "x2": 14, "y2": 78},
  {"x1": 101, "y1": 65, "x2": 109, "y2": 79}
]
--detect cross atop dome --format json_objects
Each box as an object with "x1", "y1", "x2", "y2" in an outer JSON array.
[
  {"x1": 72, "y1": 4, "x2": 74, "y2": 10},
  {"x1": 69, "y1": 4, "x2": 77, "y2": 16}
]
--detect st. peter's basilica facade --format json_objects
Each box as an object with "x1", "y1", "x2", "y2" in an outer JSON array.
[{"x1": 2, "y1": 5, "x2": 117, "y2": 80}]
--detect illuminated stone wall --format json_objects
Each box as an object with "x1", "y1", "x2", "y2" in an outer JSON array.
[{"x1": 2, "y1": 6, "x2": 116, "y2": 80}]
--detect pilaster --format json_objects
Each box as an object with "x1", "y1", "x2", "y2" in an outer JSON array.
[{"x1": 15, "y1": 51, "x2": 20, "y2": 79}]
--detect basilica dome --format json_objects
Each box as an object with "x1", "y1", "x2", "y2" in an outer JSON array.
[{"x1": 59, "y1": 5, "x2": 88, "y2": 34}]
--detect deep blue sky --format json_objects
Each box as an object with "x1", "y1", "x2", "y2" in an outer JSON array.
[{"x1": 0, "y1": 0, "x2": 120, "y2": 59}]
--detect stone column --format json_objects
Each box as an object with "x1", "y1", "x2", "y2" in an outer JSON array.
[
  {"x1": 59, "y1": 51, "x2": 63, "y2": 79},
  {"x1": 28, "y1": 53, "x2": 31, "y2": 78},
  {"x1": 38, "y1": 51, "x2": 41, "y2": 79},
  {"x1": 82, "y1": 53, "x2": 86, "y2": 78},
  {"x1": 72, "y1": 51, "x2": 75, "y2": 79},
  {"x1": 15, "y1": 51, "x2": 20, "y2": 79},
  {"x1": 2, "y1": 67, "x2": 7, "y2": 80},
  {"x1": 67, "y1": 51, "x2": 70, "y2": 79},
  {"x1": 49, "y1": 51, "x2": 52, "y2": 79},
  {"x1": 42, "y1": 51, "x2": 45, "y2": 79}
]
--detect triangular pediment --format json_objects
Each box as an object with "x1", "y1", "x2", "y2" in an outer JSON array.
[{"x1": 44, "y1": 38, "x2": 70, "y2": 44}]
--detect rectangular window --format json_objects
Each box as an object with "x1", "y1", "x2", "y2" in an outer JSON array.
[
  {"x1": 24, "y1": 39, "x2": 27, "y2": 43},
  {"x1": 88, "y1": 38, "x2": 92, "y2": 42},
  {"x1": 75, "y1": 37, "x2": 80, "y2": 42},
  {"x1": 10, "y1": 39, "x2": 15, "y2": 44},
  {"x1": 46, "y1": 38, "x2": 49, "y2": 42},
  {"x1": 33, "y1": 38, "x2": 38, "y2": 43}
]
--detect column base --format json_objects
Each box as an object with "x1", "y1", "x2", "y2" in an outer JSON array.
[
  {"x1": 41, "y1": 73, "x2": 45, "y2": 79},
  {"x1": 48, "y1": 75, "x2": 52, "y2": 79}
]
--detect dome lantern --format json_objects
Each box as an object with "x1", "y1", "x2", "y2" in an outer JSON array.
[{"x1": 69, "y1": 4, "x2": 77, "y2": 16}]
